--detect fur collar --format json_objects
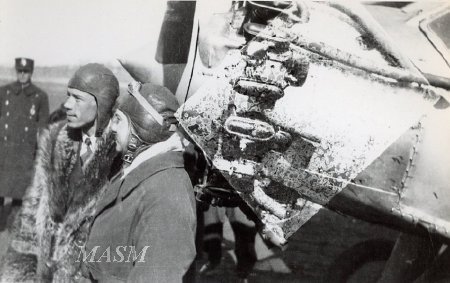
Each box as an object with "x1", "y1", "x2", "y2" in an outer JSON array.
[
  {"x1": 48, "y1": 124, "x2": 117, "y2": 222},
  {"x1": 1, "y1": 121, "x2": 119, "y2": 282}
]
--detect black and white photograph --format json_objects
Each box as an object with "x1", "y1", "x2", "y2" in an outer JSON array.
[{"x1": 0, "y1": 1, "x2": 449, "y2": 282}]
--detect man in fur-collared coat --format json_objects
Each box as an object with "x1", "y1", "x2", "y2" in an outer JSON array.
[{"x1": 0, "y1": 63, "x2": 120, "y2": 282}]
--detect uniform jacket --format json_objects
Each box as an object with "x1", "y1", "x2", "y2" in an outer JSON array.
[
  {"x1": 0, "y1": 121, "x2": 117, "y2": 282},
  {"x1": 84, "y1": 151, "x2": 197, "y2": 283},
  {"x1": 0, "y1": 81, "x2": 49, "y2": 199}
]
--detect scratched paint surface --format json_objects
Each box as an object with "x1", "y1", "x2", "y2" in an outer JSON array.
[{"x1": 176, "y1": 2, "x2": 439, "y2": 240}]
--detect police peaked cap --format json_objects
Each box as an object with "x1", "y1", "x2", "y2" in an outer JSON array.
[
  {"x1": 68, "y1": 63, "x2": 119, "y2": 136},
  {"x1": 15, "y1": 57, "x2": 34, "y2": 72}
]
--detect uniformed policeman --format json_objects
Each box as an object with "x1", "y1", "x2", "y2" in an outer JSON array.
[{"x1": 0, "y1": 57, "x2": 49, "y2": 203}]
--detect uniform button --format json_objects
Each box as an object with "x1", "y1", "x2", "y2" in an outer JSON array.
[
  {"x1": 3, "y1": 136, "x2": 7, "y2": 141},
  {"x1": 5, "y1": 100, "x2": 8, "y2": 106},
  {"x1": 4, "y1": 124, "x2": 8, "y2": 130},
  {"x1": 6, "y1": 112, "x2": 9, "y2": 117},
  {"x1": 25, "y1": 127, "x2": 28, "y2": 132}
]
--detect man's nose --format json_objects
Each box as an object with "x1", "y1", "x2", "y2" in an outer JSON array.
[
  {"x1": 64, "y1": 96, "x2": 74, "y2": 110},
  {"x1": 110, "y1": 122, "x2": 117, "y2": 132}
]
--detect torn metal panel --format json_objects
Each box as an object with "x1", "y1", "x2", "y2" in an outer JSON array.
[
  {"x1": 173, "y1": 1, "x2": 445, "y2": 244},
  {"x1": 177, "y1": 65, "x2": 438, "y2": 241}
]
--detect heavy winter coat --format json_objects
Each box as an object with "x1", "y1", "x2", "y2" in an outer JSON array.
[
  {"x1": 0, "y1": 81, "x2": 49, "y2": 199},
  {"x1": 0, "y1": 121, "x2": 118, "y2": 282},
  {"x1": 84, "y1": 151, "x2": 196, "y2": 282}
]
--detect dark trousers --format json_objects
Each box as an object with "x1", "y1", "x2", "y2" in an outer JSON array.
[
  {"x1": 0, "y1": 197, "x2": 21, "y2": 231},
  {"x1": 203, "y1": 207, "x2": 257, "y2": 278},
  {"x1": 0, "y1": 196, "x2": 22, "y2": 264}
]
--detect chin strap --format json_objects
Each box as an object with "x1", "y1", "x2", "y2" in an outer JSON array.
[
  {"x1": 122, "y1": 81, "x2": 179, "y2": 165},
  {"x1": 121, "y1": 130, "x2": 190, "y2": 178},
  {"x1": 122, "y1": 130, "x2": 150, "y2": 165}
]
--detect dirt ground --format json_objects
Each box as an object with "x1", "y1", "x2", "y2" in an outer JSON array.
[
  {"x1": 0, "y1": 203, "x2": 398, "y2": 283},
  {"x1": 194, "y1": 208, "x2": 398, "y2": 283}
]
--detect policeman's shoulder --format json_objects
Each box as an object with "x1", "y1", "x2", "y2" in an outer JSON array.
[{"x1": 0, "y1": 81, "x2": 17, "y2": 90}]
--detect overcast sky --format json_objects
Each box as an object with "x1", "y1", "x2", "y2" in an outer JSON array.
[{"x1": 0, "y1": 0, "x2": 168, "y2": 66}]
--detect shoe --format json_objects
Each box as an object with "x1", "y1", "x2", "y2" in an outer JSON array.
[{"x1": 198, "y1": 261, "x2": 220, "y2": 276}]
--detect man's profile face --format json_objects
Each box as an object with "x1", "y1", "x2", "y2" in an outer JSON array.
[
  {"x1": 64, "y1": 88, "x2": 97, "y2": 129},
  {"x1": 110, "y1": 110, "x2": 130, "y2": 154},
  {"x1": 16, "y1": 70, "x2": 32, "y2": 84}
]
